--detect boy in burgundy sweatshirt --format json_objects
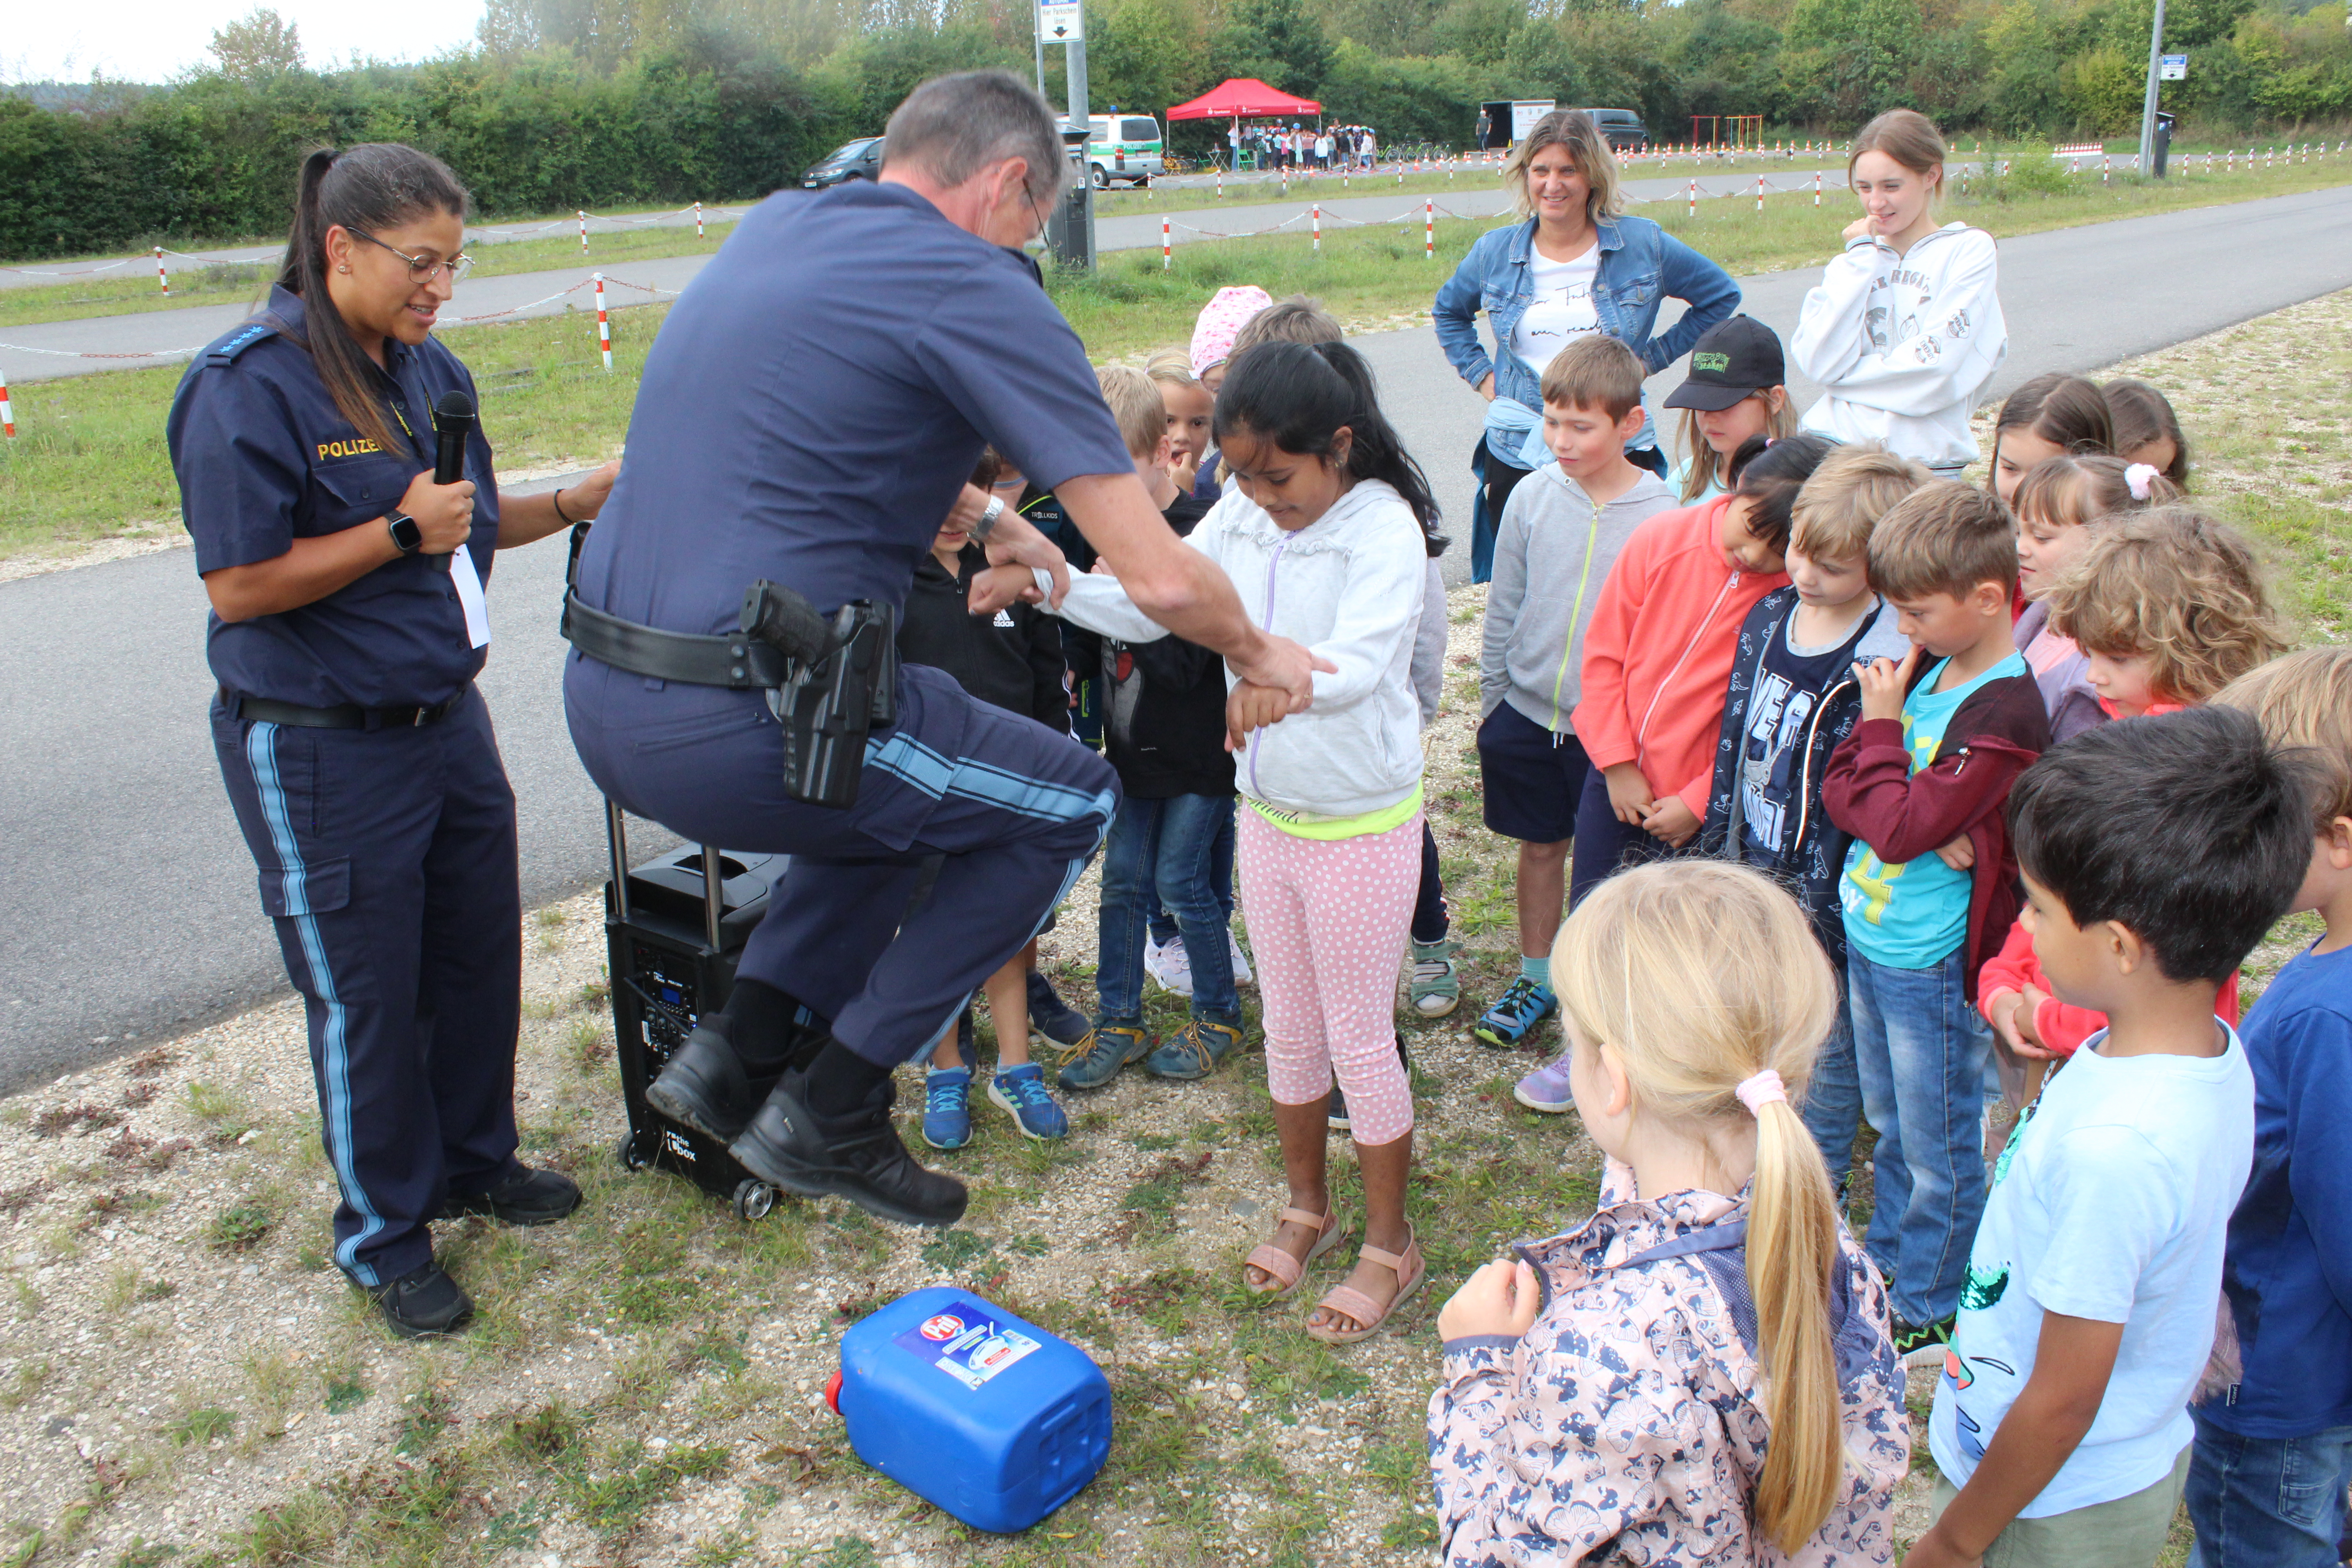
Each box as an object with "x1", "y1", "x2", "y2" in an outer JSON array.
[{"x1": 1823, "y1": 481, "x2": 2050, "y2": 1366}]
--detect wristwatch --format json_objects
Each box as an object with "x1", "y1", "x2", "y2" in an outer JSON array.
[
  {"x1": 386, "y1": 510, "x2": 424, "y2": 555},
  {"x1": 970, "y1": 495, "x2": 1006, "y2": 544}
]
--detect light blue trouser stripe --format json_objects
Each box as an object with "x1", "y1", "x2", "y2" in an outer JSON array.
[
  {"x1": 866, "y1": 730, "x2": 1117, "y2": 828},
  {"x1": 246, "y1": 722, "x2": 386, "y2": 1287}
]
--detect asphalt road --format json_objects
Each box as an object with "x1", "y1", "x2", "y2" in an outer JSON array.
[
  {"x1": 4, "y1": 182, "x2": 2350, "y2": 1092},
  {"x1": 0, "y1": 165, "x2": 1856, "y2": 379}
]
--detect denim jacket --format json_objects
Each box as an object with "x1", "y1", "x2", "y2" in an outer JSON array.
[{"x1": 1433, "y1": 213, "x2": 1741, "y2": 455}]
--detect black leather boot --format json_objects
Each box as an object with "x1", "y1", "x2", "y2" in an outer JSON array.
[
  {"x1": 728, "y1": 1070, "x2": 967, "y2": 1229},
  {"x1": 645, "y1": 1014, "x2": 766, "y2": 1143}
]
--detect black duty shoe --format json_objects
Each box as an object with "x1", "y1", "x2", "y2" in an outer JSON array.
[
  {"x1": 1025, "y1": 970, "x2": 1092, "y2": 1051},
  {"x1": 366, "y1": 1261, "x2": 475, "y2": 1339},
  {"x1": 442, "y1": 1166, "x2": 583, "y2": 1226},
  {"x1": 728, "y1": 1072, "x2": 967, "y2": 1229},
  {"x1": 645, "y1": 1014, "x2": 764, "y2": 1143}
]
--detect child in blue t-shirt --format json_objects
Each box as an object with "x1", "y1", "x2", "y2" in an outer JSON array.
[
  {"x1": 2190, "y1": 648, "x2": 2352, "y2": 1567},
  {"x1": 1910, "y1": 707, "x2": 2313, "y2": 1568},
  {"x1": 1820, "y1": 483, "x2": 2050, "y2": 1364}
]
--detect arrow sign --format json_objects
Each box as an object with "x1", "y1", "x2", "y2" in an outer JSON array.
[{"x1": 1037, "y1": 0, "x2": 1084, "y2": 41}]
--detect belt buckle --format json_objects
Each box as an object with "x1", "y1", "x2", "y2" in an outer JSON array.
[{"x1": 412, "y1": 706, "x2": 428, "y2": 727}]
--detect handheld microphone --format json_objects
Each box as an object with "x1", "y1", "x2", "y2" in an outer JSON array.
[{"x1": 432, "y1": 390, "x2": 475, "y2": 485}]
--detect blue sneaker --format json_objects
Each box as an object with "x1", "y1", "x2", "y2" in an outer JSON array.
[
  {"x1": 1143, "y1": 1019, "x2": 1245, "y2": 1082},
  {"x1": 986, "y1": 1064, "x2": 1069, "y2": 1141},
  {"x1": 1024, "y1": 971, "x2": 1092, "y2": 1052},
  {"x1": 1473, "y1": 976, "x2": 1557, "y2": 1049},
  {"x1": 921, "y1": 1067, "x2": 973, "y2": 1150},
  {"x1": 1056, "y1": 1024, "x2": 1152, "y2": 1091}
]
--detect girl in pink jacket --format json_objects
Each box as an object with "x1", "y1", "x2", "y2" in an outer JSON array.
[{"x1": 1430, "y1": 861, "x2": 1909, "y2": 1564}]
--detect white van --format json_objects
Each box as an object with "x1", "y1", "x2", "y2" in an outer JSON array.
[{"x1": 1087, "y1": 114, "x2": 1164, "y2": 188}]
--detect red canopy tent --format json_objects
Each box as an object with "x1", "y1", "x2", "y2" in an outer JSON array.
[{"x1": 1166, "y1": 78, "x2": 1323, "y2": 120}]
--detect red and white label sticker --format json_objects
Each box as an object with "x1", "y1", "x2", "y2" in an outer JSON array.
[{"x1": 918, "y1": 1313, "x2": 965, "y2": 1342}]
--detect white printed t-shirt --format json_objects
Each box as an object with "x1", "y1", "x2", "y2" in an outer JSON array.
[
  {"x1": 1511, "y1": 246, "x2": 1601, "y2": 376},
  {"x1": 1928, "y1": 1023, "x2": 2255, "y2": 1516}
]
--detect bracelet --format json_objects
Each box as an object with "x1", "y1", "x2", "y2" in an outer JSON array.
[{"x1": 551, "y1": 487, "x2": 575, "y2": 526}]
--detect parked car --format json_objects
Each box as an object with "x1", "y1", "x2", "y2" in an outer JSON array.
[
  {"x1": 1580, "y1": 108, "x2": 1649, "y2": 152},
  {"x1": 803, "y1": 137, "x2": 884, "y2": 189},
  {"x1": 1087, "y1": 114, "x2": 1162, "y2": 188}
]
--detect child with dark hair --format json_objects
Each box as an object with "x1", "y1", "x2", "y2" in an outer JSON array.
[
  {"x1": 898, "y1": 452, "x2": 1075, "y2": 1149},
  {"x1": 1915, "y1": 707, "x2": 2313, "y2": 1568},
  {"x1": 1823, "y1": 481, "x2": 2050, "y2": 1364},
  {"x1": 2195, "y1": 649, "x2": 2352, "y2": 1568},
  {"x1": 1039, "y1": 337, "x2": 1440, "y2": 1344},
  {"x1": 1988, "y1": 372, "x2": 2115, "y2": 509},
  {"x1": 2103, "y1": 378, "x2": 2190, "y2": 490}
]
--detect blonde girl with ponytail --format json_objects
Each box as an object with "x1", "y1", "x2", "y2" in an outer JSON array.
[{"x1": 1429, "y1": 860, "x2": 1910, "y2": 1564}]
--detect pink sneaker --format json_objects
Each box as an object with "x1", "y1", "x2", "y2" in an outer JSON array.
[{"x1": 1513, "y1": 1056, "x2": 1575, "y2": 1115}]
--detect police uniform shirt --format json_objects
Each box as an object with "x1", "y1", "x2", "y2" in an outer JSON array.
[
  {"x1": 572, "y1": 180, "x2": 1134, "y2": 635},
  {"x1": 167, "y1": 285, "x2": 501, "y2": 710}
]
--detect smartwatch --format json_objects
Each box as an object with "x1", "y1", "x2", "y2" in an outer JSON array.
[
  {"x1": 970, "y1": 494, "x2": 1006, "y2": 544},
  {"x1": 386, "y1": 510, "x2": 424, "y2": 555}
]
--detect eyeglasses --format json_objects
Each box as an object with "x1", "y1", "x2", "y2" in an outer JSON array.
[{"x1": 349, "y1": 228, "x2": 474, "y2": 284}]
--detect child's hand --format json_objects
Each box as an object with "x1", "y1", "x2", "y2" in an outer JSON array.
[
  {"x1": 1985, "y1": 989, "x2": 2055, "y2": 1061},
  {"x1": 1842, "y1": 215, "x2": 1878, "y2": 243},
  {"x1": 1640, "y1": 795, "x2": 1701, "y2": 847},
  {"x1": 1436, "y1": 1259, "x2": 1542, "y2": 1341},
  {"x1": 1856, "y1": 644, "x2": 1920, "y2": 725},
  {"x1": 967, "y1": 563, "x2": 1042, "y2": 617},
  {"x1": 1224, "y1": 681, "x2": 1293, "y2": 752},
  {"x1": 1603, "y1": 763, "x2": 1655, "y2": 825},
  {"x1": 1933, "y1": 833, "x2": 1976, "y2": 871},
  {"x1": 1898, "y1": 1524, "x2": 1983, "y2": 1568}
]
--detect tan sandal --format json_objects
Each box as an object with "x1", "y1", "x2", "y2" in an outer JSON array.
[
  {"x1": 1242, "y1": 1205, "x2": 1350, "y2": 1299},
  {"x1": 1306, "y1": 1227, "x2": 1425, "y2": 1344}
]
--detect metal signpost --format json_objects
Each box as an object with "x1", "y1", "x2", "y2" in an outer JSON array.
[
  {"x1": 2136, "y1": 0, "x2": 2170, "y2": 177},
  {"x1": 1039, "y1": 0, "x2": 1095, "y2": 271}
]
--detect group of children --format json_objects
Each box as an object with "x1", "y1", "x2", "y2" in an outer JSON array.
[{"x1": 893, "y1": 190, "x2": 2346, "y2": 1560}]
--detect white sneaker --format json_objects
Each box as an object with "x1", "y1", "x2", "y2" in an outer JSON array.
[
  {"x1": 1227, "y1": 931, "x2": 1253, "y2": 987},
  {"x1": 1147, "y1": 935, "x2": 1195, "y2": 997}
]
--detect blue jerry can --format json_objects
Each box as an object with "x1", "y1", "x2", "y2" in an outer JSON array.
[{"x1": 827, "y1": 1286, "x2": 1112, "y2": 1533}]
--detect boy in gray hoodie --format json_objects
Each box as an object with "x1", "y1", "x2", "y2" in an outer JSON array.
[{"x1": 1472, "y1": 335, "x2": 1676, "y2": 1049}]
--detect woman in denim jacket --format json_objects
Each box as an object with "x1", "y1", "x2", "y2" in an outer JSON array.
[{"x1": 1434, "y1": 109, "x2": 1740, "y2": 582}]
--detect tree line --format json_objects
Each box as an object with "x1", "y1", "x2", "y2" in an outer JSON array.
[{"x1": 1, "y1": 0, "x2": 2346, "y2": 259}]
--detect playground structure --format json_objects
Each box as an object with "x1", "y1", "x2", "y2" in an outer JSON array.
[{"x1": 1690, "y1": 114, "x2": 1767, "y2": 150}]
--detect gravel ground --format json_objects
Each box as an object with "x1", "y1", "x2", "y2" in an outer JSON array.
[{"x1": 10, "y1": 290, "x2": 2346, "y2": 1567}]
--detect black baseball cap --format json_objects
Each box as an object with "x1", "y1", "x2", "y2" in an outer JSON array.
[{"x1": 1663, "y1": 315, "x2": 1786, "y2": 412}]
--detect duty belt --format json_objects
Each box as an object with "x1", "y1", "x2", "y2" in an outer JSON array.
[
  {"x1": 225, "y1": 687, "x2": 463, "y2": 730},
  {"x1": 559, "y1": 592, "x2": 790, "y2": 688}
]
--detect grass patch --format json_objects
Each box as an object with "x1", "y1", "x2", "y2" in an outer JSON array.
[
  {"x1": 166, "y1": 1407, "x2": 237, "y2": 1447},
  {"x1": 207, "y1": 1199, "x2": 276, "y2": 1253}
]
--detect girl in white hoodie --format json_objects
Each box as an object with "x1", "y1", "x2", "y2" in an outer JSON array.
[
  {"x1": 1050, "y1": 338, "x2": 1443, "y2": 1343},
  {"x1": 1789, "y1": 109, "x2": 2008, "y2": 476}
]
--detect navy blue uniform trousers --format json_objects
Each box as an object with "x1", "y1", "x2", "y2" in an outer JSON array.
[
  {"x1": 212, "y1": 687, "x2": 522, "y2": 1286},
  {"x1": 565, "y1": 657, "x2": 1117, "y2": 1069}
]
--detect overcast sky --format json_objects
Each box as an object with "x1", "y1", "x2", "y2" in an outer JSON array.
[{"x1": 4, "y1": 0, "x2": 488, "y2": 84}]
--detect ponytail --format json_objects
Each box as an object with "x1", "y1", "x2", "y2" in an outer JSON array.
[
  {"x1": 1215, "y1": 338, "x2": 1447, "y2": 558},
  {"x1": 1746, "y1": 1092, "x2": 1847, "y2": 1553},
  {"x1": 1554, "y1": 860, "x2": 1851, "y2": 1556},
  {"x1": 271, "y1": 143, "x2": 470, "y2": 458}
]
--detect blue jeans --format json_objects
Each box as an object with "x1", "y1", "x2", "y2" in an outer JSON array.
[
  {"x1": 1804, "y1": 980, "x2": 1863, "y2": 1193},
  {"x1": 1146, "y1": 803, "x2": 1234, "y2": 949},
  {"x1": 2188, "y1": 1408, "x2": 2352, "y2": 1568},
  {"x1": 1848, "y1": 945, "x2": 1994, "y2": 1324},
  {"x1": 1100, "y1": 794, "x2": 1240, "y2": 1029}
]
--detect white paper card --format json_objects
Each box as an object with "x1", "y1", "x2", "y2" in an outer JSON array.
[{"x1": 450, "y1": 545, "x2": 492, "y2": 649}]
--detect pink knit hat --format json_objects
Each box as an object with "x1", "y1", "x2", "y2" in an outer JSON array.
[{"x1": 1189, "y1": 285, "x2": 1273, "y2": 378}]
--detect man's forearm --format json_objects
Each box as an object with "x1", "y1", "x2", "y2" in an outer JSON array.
[{"x1": 1137, "y1": 547, "x2": 1268, "y2": 668}]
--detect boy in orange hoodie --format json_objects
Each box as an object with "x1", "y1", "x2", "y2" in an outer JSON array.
[{"x1": 1567, "y1": 434, "x2": 1831, "y2": 910}]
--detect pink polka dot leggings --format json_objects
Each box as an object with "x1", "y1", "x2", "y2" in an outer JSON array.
[{"x1": 1238, "y1": 806, "x2": 1421, "y2": 1146}]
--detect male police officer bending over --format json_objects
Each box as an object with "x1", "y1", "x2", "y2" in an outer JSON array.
[{"x1": 563, "y1": 70, "x2": 1323, "y2": 1227}]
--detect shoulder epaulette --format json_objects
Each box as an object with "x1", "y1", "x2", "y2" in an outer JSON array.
[{"x1": 206, "y1": 323, "x2": 274, "y2": 367}]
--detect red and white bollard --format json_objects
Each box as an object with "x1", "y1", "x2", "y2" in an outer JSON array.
[
  {"x1": 1424, "y1": 198, "x2": 1434, "y2": 260},
  {"x1": 1814, "y1": 170, "x2": 1822, "y2": 206},
  {"x1": 578, "y1": 211, "x2": 589, "y2": 252},
  {"x1": 0, "y1": 371, "x2": 14, "y2": 440},
  {"x1": 155, "y1": 247, "x2": 169, "y2": 295},
  {"x1": 695, "y1": 201, "x2": 705, "y2": 240},
  {"x1": 1312, "y1": 203, "x2": 1321, "y2": 253},
  {"x1": 594, "y1": 273, "x2": 612, "y2": 372},
  {"x1": 2103, "y1": 154, "x2": 2111, "y2": 184},
  {"x1": 1161, "y1": 216, "x2": 1171, "y2": 271},
  {"x1": 1755, "y1": 174, "x2": 1765, "y2": 212},
  {"x1": 1216, "y1": 166, "x2": 1224, "y2": 199},
  {"x1": 1687, "y1": 179, "x2": 1697, "y2": 217}
]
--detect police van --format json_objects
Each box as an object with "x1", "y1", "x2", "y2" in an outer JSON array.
[{"x1": 1087, "y1": 113, "x2": 1163, "y2": 188}]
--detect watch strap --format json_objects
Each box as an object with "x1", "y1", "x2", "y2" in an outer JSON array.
[{"x1": 972, "y1": 495, "x2": 1006, "y2": 543}]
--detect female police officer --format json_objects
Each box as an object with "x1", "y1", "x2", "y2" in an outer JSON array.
[{"x1": 167, "y1": 143, "x2": 617, "y2": 1338}]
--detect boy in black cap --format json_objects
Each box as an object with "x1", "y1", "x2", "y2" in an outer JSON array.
[{"x1": 1663, "y1": 314, "x2": 1795, "y2": 505}]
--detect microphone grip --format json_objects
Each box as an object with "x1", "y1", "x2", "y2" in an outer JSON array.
[{"x1": 434, "y1": 425, "x2": 467, "y2": 486}]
